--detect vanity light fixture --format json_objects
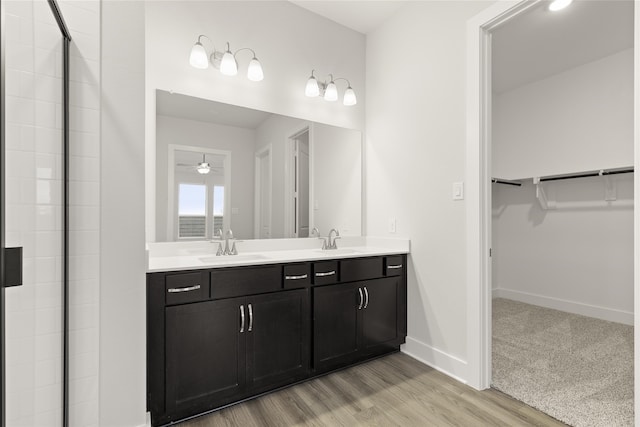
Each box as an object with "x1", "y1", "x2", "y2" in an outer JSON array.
[
  {"x1": 548, "y1": 0, "x2": 572, "y2": 11},
  {"x1": 196, "y1": 154, "x2": 211, "y2": 175},
  {"x1": 189, "y1": 35, "x2": 264, "y2": 82},
  {"x1": 305, "y1": 70, "x2": 357, "y2": 106}
]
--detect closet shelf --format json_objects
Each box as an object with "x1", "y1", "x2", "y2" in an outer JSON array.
[
  {"x1": 491, "y1": 178, "x2": 522, "y2": 187},
  {"x1": 537, "y1": 166, "x2": 634, "y2": 183}
]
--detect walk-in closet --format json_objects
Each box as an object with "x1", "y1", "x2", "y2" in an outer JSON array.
[{"x1": 490, "y1": 1, "x2": 634, "y2": 426}]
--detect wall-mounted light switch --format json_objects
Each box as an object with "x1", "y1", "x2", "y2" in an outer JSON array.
[
  {"x1": 388, "y1": 218, "x2": 397, "y2": 233},
  {"x1": 452, "y1": 182, "x2": 464, "y2": 201}
]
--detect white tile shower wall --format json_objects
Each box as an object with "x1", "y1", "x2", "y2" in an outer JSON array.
[
  {"x1": 5, "y1": 0, "x2": 64, "y2": 425},
  {"x1": 58, "y1": 0, "x2": 101, "y2": 426}
]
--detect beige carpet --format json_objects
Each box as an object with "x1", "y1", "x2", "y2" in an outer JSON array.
[{"x1": 492, "y1": 298, "x2": 634, "y2": 427}]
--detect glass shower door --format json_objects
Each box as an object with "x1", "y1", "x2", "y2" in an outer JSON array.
[{"x1": 2, "y1": 1, "x2": 68, "y2": 425}]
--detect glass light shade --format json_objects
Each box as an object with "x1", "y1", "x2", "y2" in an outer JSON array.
[
  {"x1": 549, "y1": 0, "x2": 572, "y2": 11},
  {"x1": 189, "y1": 42, "x2": 209, "y2": 69},
  {"x1": 343, "y1": 87, "x2": 357, "y2": 106},
  {"x1": 196, "y1": 162, "x2": 211, "y2": 174},
  {"x1": 305, "y1": 76, "x2": 320, "y2": 97},
  {"x1": 247, "y1": 57, "x2": 264, "y2": 81},
  {"x1": 324, "y1": 82, "x2": 338, "y2": 102},
  {"x1": 220, "y1": 51, "x2": 238, "y2": 76}
]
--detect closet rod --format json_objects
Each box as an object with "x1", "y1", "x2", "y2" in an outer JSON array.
[
  {"x1": 491, "y1": 178, "x2": 522, "y2": 187},
  {"x1": 539, "y1": 167, "x2": 634, "y2": 183}
]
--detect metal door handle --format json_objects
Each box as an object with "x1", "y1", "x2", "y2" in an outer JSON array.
[
  {"x1": 387, "y1": 264, "x2": 403, "y2": 269},
  {"x1": 363, "y1": 286, "x2": 369, "y2": 309},
  {"x1": 358, "y1": 287, "x2": 363, "y2": 310},
  {"x1": 248, "y1": 303, "x2": 253, "y2": 332},
  {"x1": 285, "y1": 274, "x2": 308, "y2": 280},
  {"x1": 315, "y1": 270, "x2": 336, "y2": 277},
  {"x1": 240, "y1": 305, "x2": 245, "y2": 333},
  {"x1": 167, "y1": 284, "x2": 201, "y2": 293}
]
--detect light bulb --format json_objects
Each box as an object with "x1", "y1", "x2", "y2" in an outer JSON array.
[
  {"x1": 197, "y1": 162, "x2": 211, "y2": 174},
  {"x1": 343, "y1": 87, "x2": 357, "y2": 106},
  {"x1": 549, "y1": 0, "x2": 572, "y2": 11},
  {"x1": 324, "y1": 81, "x2": 338, "y2": 102},
  {"x1": 305, "y1": 76, "x2": 320, "y2": 97},
  {"x1": 247, "y1": 57, "x2": 264, "y2": 81},
  {"x1": 220, "y1": 50, "x2": 238, "y2": 76},
  {"x1": 189, "y1": 42, "x2": 209, "y2": 69}
]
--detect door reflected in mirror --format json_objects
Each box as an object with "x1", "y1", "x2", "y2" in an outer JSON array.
[{"x1": 155, "y1": 90, "x2": 362, "y2": 241}]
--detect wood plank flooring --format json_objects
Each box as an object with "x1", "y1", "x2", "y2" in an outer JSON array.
[{"x1": 179, "y1": 352, "x2": 566, "y2": 426}]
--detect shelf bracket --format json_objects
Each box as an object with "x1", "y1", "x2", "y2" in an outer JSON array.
[
  {"x1": 533, "y1": 177, "x2": 556, "y2": 210},
  {"x1": 600, "y1": 170, "x2": 617, "y2": 201}
]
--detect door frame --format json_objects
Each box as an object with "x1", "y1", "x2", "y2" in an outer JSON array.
[
  {"x1": 254, "y1": 145, "x2": 272, "y2": 238},
  {"x1": 465, "y1": 3, "x2": 639, "y2": 416},
  {"x1": 284, "y1": 125, "x2": 313, "y2": 238}
]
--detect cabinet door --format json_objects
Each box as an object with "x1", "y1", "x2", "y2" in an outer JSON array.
[
  {"x1": 165, "y1": 297, "x2": 246, "y2": 416},
  {"x1": 246, "y1": 289, "x2": 310, "y2": 390},
  {"x1": 361, "y1": 277, "x2": 399, "y2": 353},
  {"x1": 313, "y1": 282, "x2": 361, "y2": 372}
]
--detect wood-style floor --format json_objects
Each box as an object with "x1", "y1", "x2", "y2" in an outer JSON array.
[{"x1": 179, "y1": 352, "x2": 566, "y2": 426}]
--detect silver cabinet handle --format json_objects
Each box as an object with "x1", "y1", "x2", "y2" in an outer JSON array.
[
  {"x1": 358, "y1": 287, "x2": 364, "y2": 310},
  {"x1": 248, "y1": 303, "x2": 253, "y2": 332},
  {"x1": 285, "y1": 274, "x2": 308, "y2": 280},
  {"x1": 387, "y1": 265, "x2": 403, "y2": 269},
  {"x1": 240, "y1": 305, "x2": 245, "y2": 333},
  {"x1": 315, "y1": 270, "x2": 336, "y2": 277},
  {"x1": 167, "y1": 284, "x2": 201, "y2": 293},
  {"x1": 363, "y1": 286, "x2": 369, "y2": 309}
]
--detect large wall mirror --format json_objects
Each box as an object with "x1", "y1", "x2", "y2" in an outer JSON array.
[{"x1": 155, "y1": 90, "x2": 362, "y2": 241}]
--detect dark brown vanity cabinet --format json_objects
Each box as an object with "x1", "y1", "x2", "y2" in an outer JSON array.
[
  {"x1": 313, "y1": 274, "x2": 406, "y2": 373},
  {"x1": 147, "y1": 254, "x2": 406, "y2": 426}
]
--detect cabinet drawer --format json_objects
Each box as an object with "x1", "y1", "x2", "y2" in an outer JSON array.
[
  {"x1": 385, "y1": 256, "x2": 404, "y2": 277},
  {"x1": 340, "y1": 257, "x2": 384, "y2": 283},
  {"x1": 165, "y1": 271, "x2": 210, "y2": 306},
  {"x1": 283, "y1": 263, "x2": 311, "y2": 289},
  {"x1": 210, "y1": 266, "x2": 281, "y2": 300},
  {"x1": 313, "y1": 261, "x2": 338, "y2": 285}
]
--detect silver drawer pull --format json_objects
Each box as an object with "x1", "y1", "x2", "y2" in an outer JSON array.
[
  {"x1": 358, "y1": 287, "x2": 364, "y2": 310},
  {"x1": 363, "y1": 286, "x2": 369, "y2": 309},
  {"x1": 387, "y1": 265, "x2": 403, "y2": 269},
  {"x1": 315, "y1": 270, "x2": 336, "y2": 277},
  {"x1": 167, "y1": 284, "x2": 201, "y2": 293},
  {"x1": 285, "y1": 274, "x2": 308, "y2": 280},
  {"x1": 248, "y1": 303, "x2": 253, "y2": 332}
]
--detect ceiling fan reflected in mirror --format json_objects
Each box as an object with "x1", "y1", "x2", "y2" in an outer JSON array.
[{"x1": 176, "y1": 154, "x2": 223, "y2": 175}]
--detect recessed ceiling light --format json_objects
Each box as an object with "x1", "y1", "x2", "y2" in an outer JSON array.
[{"x1": 549, "y1": 0, "x2": 573, "y2": 12}]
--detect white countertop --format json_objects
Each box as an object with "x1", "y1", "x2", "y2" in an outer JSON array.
[{"x1": 146, "y1": 236, "x2": 410, "y2": 273}]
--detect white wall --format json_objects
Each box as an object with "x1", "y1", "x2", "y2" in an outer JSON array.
[
  {"x1": 312, "y1": 123, "x2": 362, "y2": 236},
  {"x1": 493, "y1": 48, "x2": 634, "y2": 180},
  {"x1": 156, "y1": 115, "x2": 256, "y2": 240},
  {"x1": 366, "y1": 1, "x2": 493, "y2": 380},
  {"x1": 145, "y1": 0, "x2": 366, "y2": 242},
  {"x1": 492, "y1": 177, "x2": 634, "y2": 324},
  {"x1": 100, "y1": 1, "x2": 146, "y2": 426}
]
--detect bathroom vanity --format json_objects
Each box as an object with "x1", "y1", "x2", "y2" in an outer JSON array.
[{"x1": 146, "y1": 238, "x2": 409, "y2": 426}]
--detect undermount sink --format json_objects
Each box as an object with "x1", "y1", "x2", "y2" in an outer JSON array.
[
  {"x1": 314, "y1": 248, "x2": 361, "y2": 256},
  {"x1": 199, "y1": 254, "x2": 269, "y2": 264}
]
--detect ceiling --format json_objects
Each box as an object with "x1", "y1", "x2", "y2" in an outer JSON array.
[
  {"x1": 156, "y1": 90, "x2": 272, "y2": 129},
  {"x1": 492, "y1": 0, "x2": 634, "y2": 93},
  {"x1": 289, "y1": 1, "x2": 406, "y2": 34}
]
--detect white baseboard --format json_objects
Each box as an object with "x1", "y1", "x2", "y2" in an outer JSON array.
[
  {"x1": 493, "y1": 288, "x2": 634, "y2": 325},
  {"x1": 401, "y1": 336, "x2": 468, "y2": 384}
]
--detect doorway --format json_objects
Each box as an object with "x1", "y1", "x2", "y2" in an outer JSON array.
[
  {"x1": 466, "y1": 0, "x2": 638, "y2": 423},
  {"x1": 287, "y1": 127, "x2": 310, "y2": 238},
  {"x1": 255, "y1": 145, "x2": 272, "y2": 238}
]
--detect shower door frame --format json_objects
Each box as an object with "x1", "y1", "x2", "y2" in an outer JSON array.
[{"x1": 0, "y1": 1, "x2": 72, "y2": 426}]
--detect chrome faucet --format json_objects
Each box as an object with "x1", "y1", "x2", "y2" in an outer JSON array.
[
  {"x1": 224, "y1": 229, "x2": 237, "y2": 255},
  {"x1": 327, "y1": 228, "x2": 340, "y2": 250}
]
